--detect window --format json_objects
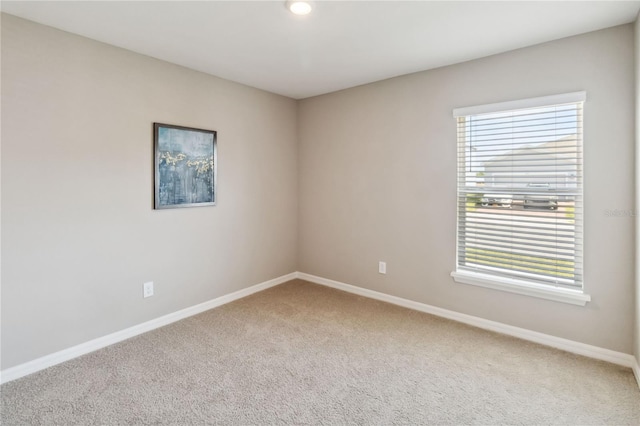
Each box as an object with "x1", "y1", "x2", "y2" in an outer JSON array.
[{"x1": 451, "y1": 92, "x2": 590, "y2": 306}]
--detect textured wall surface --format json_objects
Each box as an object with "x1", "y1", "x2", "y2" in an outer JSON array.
[
  {"x1": 635, "y1": 14, "x2": 640, "y2": 363},
  {"x1": 299, "y1": 25, "x2": 635, "y2": 353},
  {"x1": 1, "y1": 14, "x2": 298, "y2": 369},
  {"x1": 2, "y1": 14, "x2": 637, "y2": 372}
]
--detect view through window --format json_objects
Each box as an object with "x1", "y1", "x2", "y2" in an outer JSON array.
[{"x1": 454, "y1": 93, "x2": 584, "y2": 290}]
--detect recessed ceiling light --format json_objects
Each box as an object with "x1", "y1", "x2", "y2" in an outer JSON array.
[{"x1": 286, "y1": 1, "x2": 312, "y2": 16}]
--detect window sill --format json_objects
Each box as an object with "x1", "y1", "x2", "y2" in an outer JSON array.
[{"x1": 450, "y1": 270, "x2": 591, "y2": 306}]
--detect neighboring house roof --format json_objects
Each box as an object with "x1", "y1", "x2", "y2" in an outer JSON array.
[{"x1": 483, "y1": 134, "x2": 577, "y2": 169}]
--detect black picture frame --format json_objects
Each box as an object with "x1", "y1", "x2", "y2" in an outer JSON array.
[{"x1": 154, "y1": 123, "x2": 217, "y2": 209}]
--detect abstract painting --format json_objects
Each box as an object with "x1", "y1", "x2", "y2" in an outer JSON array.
[{"x1": 154, "y1": 123, "x2": 217, "y2": 209}]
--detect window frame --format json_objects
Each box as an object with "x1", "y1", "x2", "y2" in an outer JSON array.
[{"x1": 450, "y1": 92, "x2": 590, "y2": 306}]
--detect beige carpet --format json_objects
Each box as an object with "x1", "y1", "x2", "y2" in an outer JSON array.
[{"x1": 2, "y1": 279, "x2": 639, "y2": 425}]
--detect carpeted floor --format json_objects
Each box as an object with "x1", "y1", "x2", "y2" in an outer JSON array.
[{"x1": 1, "y1": 279, "x2": 639, "y2": 425}]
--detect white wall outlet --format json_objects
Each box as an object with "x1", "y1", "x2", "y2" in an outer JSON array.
[
  {"x1": 143, "y1": 281, "x2": 154, "y2": 298},
  {"x1": 378, "y1": 261, "x2": 387, "y2": 274}
]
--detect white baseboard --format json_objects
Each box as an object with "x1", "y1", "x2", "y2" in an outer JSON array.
[
  {"x1": 3, "y1": 271, "x2": 638, "y2": 392},
  {"x1": 297, "y1": 272, "x2": 637, "y2": 370},
  {"x1": 0, "y1": 272, "x2": 297, "y2": 385}
]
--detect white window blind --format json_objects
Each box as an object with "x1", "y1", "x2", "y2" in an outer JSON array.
[{"x1": 454, "y1": 92, "x2": 585, "y2": 290}]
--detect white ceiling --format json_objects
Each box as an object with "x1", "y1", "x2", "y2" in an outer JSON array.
[{"x1": 2, "y1": 1, "x2": 639, "y2": 99}]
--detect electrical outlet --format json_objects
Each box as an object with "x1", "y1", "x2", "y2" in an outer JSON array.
[
  {"x1": 379, "y1": 261, "x2": 386, "y2": 274},
  {"x1": 143, "y1": 281, "x2": 154, "y2": 298}
]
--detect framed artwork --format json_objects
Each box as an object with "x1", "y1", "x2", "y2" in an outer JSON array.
[{"x1": 154, "y1": 123, "x2": 217, "y2": 209}]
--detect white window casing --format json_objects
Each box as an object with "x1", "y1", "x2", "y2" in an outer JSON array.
[{"x1": 452, "y1": 92, "x2": 589, "y2": 306}]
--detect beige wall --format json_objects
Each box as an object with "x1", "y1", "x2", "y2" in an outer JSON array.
[
  {"x1": 1, "y1": 14, "x2": 298, "y2": 369},
  {"x1": 2, "y1": 13, "x2": 637, "y2": 370},
  {"x1": 635, "y1": 14, "x2": 640, "y2": 363},
  {"x1": 299, "y1": 25, "x2": 636, "y2": 353}
]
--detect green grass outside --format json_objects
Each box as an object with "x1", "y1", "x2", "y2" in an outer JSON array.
[
  {"x1": 565, "y1": 205, "x2": 575, "y2": 220},
  {"x1": 465, "y1": 247, "x2": 575, "y2": 279}
]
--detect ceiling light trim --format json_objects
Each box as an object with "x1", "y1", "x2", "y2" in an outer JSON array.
[{"x1": 286, "y1": 1, "x2": 312, "y2": 16}]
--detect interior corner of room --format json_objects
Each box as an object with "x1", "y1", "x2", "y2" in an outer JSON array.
[{"x1": 1, "y1": 1, "x2": 640, "y2": 421}]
